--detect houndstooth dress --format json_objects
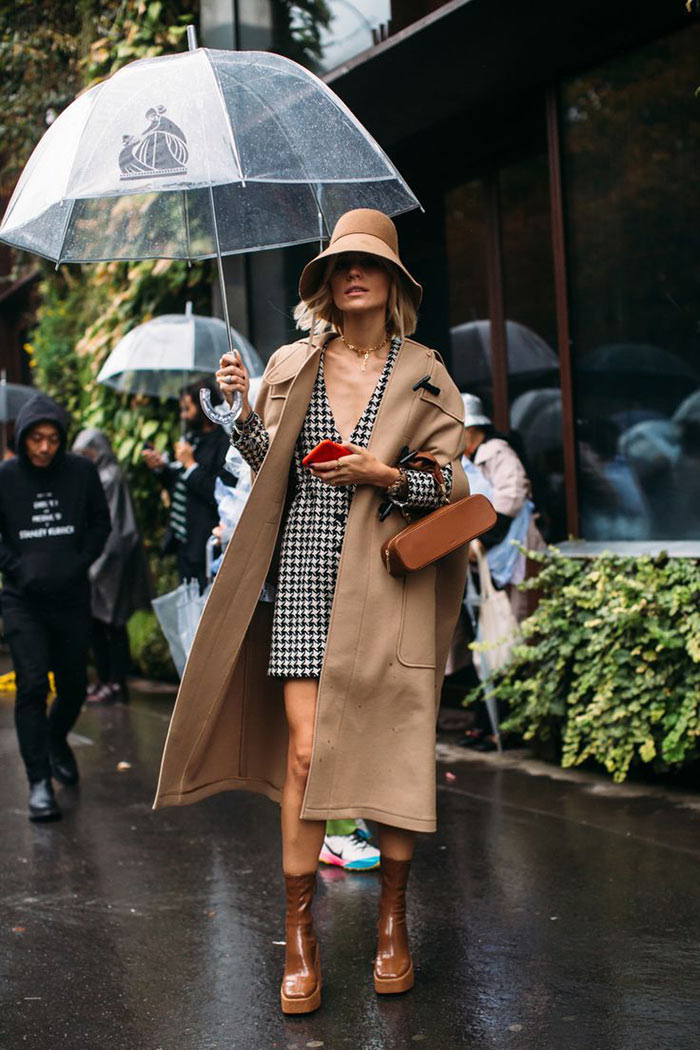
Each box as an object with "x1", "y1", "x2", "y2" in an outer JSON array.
[{"x1": 233, "y1": 337, "x2": 453, "y2": 678}]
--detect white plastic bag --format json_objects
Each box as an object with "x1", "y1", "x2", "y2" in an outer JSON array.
[
  {"x1": 152, "y1": 579, "x2": 211, "y2": 678},
  {"x1": 473, "y1": 543, "x2": 520, "y2": 679}
]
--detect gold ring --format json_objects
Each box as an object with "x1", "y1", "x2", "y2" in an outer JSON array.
[{"x1": 334, "y1": 462, "x2": 340, "y2": 471}]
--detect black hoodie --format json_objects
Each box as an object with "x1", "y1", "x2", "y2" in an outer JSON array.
[{"x1": 0, "y1": 394, "x2": 111, "y2": 605}]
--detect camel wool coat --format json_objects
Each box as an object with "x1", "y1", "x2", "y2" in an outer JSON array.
[{"x1": 154, "y1": 334, "x2": 469, "y2": 832}]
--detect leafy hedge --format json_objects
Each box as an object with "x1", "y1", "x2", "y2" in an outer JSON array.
[
  {"x1": 477, "y1": 550, "x2": 700, "y2": 782},
  {"x1": 127, "y1": 609, "x2": 178, "y2": 684}
]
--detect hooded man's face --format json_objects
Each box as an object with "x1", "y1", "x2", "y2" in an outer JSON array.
[{"x1": 25, "y1": 422, "x2": 61, "y2": 468}]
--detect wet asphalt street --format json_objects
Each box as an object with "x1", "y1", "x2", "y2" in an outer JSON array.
[{"x1": 2, "y1": 684, "x2": 700, "y2": 1050}]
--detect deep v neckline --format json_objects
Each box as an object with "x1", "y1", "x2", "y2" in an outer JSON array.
[{"x1": 320, "y1": 342, "x2": 397, "y2": 445}]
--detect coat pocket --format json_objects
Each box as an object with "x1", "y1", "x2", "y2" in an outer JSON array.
[{"x1": 396, "y1": 564, "x2": 437, "y2": 668}]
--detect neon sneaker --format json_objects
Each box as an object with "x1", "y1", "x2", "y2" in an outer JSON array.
[
  {"x1": 319, "y1": 831, "x2": 380, "y2": 871},
  {"x1": 355, "y1": 819, "x2": 372, "y2": 840}
]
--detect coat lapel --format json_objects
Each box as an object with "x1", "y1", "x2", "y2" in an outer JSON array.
[{"x1": 366, "y1": 339, "x2": 433, "y2": 468}]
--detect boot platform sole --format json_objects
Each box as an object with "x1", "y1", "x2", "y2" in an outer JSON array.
[
  {"x1": 280, "y1": 946, "x2": 322, "y2": 1015},
  {"x1": 374, "y1": 960, "x2": 415, "y2": 995}
]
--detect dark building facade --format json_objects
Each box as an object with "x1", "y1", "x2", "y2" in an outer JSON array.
[{"x1": 203, "y1": 0, "x2": 700, "y2": 543}]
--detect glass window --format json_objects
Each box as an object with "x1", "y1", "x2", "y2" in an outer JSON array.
[
  {"x1": 317, "y1": 1, "x2": 391, "y2": 72},
  {"x1": 316, "y1": 2, "x2": 454, "y2": 73},
  {"x1": 500, "y1": 153, "x2": 565, "y2": 540},
  {"x1": 444, "y1": 178, "x2": 491, "y2": 404},
  {"x1": 445, "y1": 156, "x2": 566, "y2": 541},
  {"x1": 563, "y1": 25, "x2": 700, "y2": 540}
]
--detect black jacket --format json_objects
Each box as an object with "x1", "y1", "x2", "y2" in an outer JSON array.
[
  {"x1": 0, "y1": 394, "x2": 111, "y2": 606},
  {"x1": 73, "y1": 428, "x2": 152, "y2": 625},
  {"x1": 161, "y1": 426, "x2": 234, "y2": 575}
]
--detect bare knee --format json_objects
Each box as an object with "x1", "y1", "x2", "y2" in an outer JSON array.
[{"x1": 287, "y1": 737, "x2": 312, "y2": 786}]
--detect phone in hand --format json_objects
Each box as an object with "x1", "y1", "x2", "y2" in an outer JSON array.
[{"x1": 302, "y1": 440, "x2": 353, "y2": 467}]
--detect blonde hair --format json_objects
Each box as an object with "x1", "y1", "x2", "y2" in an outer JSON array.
[{"x1": 294, "y1": 257, "x2": 418, "y2": 341}]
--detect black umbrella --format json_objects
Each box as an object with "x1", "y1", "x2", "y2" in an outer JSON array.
[
  {"x1": 577, "y1": 343, "x2": 698, "y2": 407},
  {"x1": 450, "y1": 320, "x2": 559, "y2": 392},
  {"x1": 0, "y1": 374, "x2": 38, "y2": 457}
]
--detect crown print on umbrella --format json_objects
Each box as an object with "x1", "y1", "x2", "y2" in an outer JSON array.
[{"x1": 119, "y1": 105, "x2": 188, "y2": 180}]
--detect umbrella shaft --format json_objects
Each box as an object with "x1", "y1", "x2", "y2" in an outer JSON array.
[{"x1": 215, "y1": 251, "x2": 234, "y2": 358}]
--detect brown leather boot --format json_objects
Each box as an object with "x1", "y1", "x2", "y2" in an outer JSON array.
[
  {"x1": 280, "y1": 873, "x2": 322, "y2": 1014},
  {"x1": 374, "y1": 856, "x2": 415, "y2": 994}
]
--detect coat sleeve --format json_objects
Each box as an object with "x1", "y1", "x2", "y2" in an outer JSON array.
[
  {"x1": 82, "y1": 462, "x2": 112, "y2": 568},
  {"x1": 390, "y1": 463, "x2": 454, "y2": 510},
  {"x1": 230, "y1": 411, "x2": 270, "y2": 473},
  {"x1": 228, "y1": 344, "x2": 292, "y2": 472}
]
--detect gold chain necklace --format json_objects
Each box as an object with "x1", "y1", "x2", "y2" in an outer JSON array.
[{"x1": 339, "y1": 332, "x2": 388, "y2": 371}]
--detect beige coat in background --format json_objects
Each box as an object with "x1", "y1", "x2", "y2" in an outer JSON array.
[
  {"x1": 154, "y1": 335, "x2": 469, "y2": 832},
  {"x1": 473, "y1": 437, "x2": 531, "y2": 517}
]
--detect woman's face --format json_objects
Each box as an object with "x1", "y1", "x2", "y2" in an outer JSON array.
[{"x1": 329, "y1": 252, "x2": 391, "y2": 317}]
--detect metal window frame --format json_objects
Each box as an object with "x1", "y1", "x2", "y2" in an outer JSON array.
[{"x1": 546, "y1": 86, "x2": 579, "y2": 537}]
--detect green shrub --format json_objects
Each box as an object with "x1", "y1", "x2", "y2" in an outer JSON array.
[
  {"x1": 127, "y1": 609, "x2": 178, "y2": 684},
  {"x1": 473, "y1": 550, "x2": 700, "y2": 782}
]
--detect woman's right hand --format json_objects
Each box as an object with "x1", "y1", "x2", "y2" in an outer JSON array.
[{"x1": 216, "y1": 351, "x2": 251, "y2": 417}]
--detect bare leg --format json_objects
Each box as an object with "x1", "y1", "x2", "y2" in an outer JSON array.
[
  {"x1": 281, "y1": 677, "x2": 325, "y2": 874},
  {"x1": 377, "y1": 824, "x2": 415, "y2": 861},
  {"x1": 279, "y1": 678, "x2": 324, "y2": 1014}
]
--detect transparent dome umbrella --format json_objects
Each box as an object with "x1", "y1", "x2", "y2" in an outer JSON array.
[
  {"x1": 0, "y1": 26, "x2": 420, "y2": 418},
  {"x1": 96, "y1": 301, "x2": 263, "y2": 400}
]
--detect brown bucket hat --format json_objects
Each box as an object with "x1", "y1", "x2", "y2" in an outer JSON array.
[{"x1": 299, "y1": 209, "x2": 423, "y2": 310}]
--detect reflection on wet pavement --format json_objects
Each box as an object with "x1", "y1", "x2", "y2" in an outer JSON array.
[{"x1": 1, "y1": 686, "x2": 699, "y2": 1050}]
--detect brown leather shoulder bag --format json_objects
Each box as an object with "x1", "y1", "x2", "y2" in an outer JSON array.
[{"x1": 381, "y1": 452, "x2": 496, "y2": 576}]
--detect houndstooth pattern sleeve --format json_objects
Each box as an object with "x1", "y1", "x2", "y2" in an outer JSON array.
[
  {"x1": 392, "y1": 463, "x2": 454, "y2": 511},
  {"x1": 231, "y1": 411, "x2": 270, "y2": 473}
]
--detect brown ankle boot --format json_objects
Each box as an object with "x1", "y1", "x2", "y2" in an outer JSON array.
[
  {"x1": 374, "y1": 856, "x2": 415, "y2": 994},
  {"x1": 280, "y1": 872, "x2": 322, "y2": 1014}
]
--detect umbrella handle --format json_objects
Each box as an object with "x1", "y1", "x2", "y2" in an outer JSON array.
[{"x1": 199, "y1": 386, "x2": 242, "y2": 437}]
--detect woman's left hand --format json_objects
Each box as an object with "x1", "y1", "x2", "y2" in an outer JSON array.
[{"x1": 310, "y1": 444, "x2": 398, "y2": 489}]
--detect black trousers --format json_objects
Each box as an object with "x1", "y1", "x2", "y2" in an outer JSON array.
[
  {"x1": 3, "y1": 599, "x2": 91, "y2": 784},
  {"x1": 92, "y1": 618, "x2": 131, "y2": 685}
]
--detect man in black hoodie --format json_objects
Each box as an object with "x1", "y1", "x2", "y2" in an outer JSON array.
[{"x1": 0, "y1": 394, "x2": 111, "y2": 821}]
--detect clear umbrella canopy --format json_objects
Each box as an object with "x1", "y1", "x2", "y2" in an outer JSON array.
[
  {"x1": 0, "y1": 46, "x2": 419, "y2": 264},
  {"x1": 96, "y1": 303, "x2": 263, "y2": 399}
]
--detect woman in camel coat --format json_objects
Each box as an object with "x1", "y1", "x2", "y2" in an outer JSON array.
[{"x1": 154, "y1": 209, "x2": 469, "y2": 1014}]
